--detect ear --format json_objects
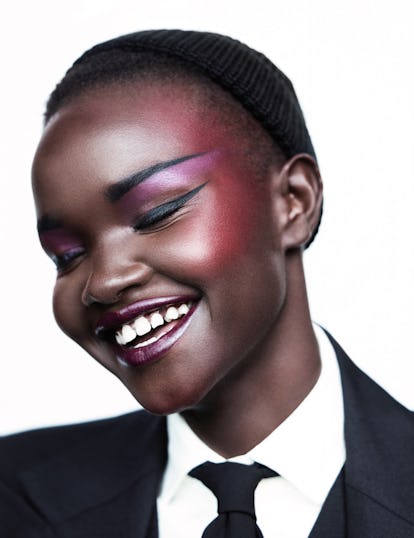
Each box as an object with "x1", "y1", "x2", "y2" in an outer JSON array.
[{"x1": 274, "y1": 154, "x2": 323, "y2": 250}]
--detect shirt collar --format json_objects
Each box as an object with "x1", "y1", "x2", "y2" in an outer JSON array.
[{"x1": 159, "y1": 324, "x2": 345, "y2": 505}]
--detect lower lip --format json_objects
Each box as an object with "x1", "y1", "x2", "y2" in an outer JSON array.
[{"x1": 111, "y1": 302, "x2": 198, "y2": 367}]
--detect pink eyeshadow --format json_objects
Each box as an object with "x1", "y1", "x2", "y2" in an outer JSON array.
[
  {"x1": 118, "y1": 151, "x2": 219, "y2": 215},
  {"x1": 39, "y1": 229, "x2": 83, "y2": 254}
]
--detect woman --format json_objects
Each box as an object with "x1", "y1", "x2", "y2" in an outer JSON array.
[{"x1": 1, "y1": 30, "x2": 412, "y2": 538}]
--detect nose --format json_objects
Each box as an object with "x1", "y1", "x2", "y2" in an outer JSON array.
[{"x1": 81, "y1": 251, "x2": 154, "y2": 307}]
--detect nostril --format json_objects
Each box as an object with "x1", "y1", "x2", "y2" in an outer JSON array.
[
  {"x1": 81, "y1": 263, "x2": 155, "y2": 307},
  {"x1": 82, "y1": 290, "x2": 119, "y2": 307},
  {"x1": 81, "y1": 272, "x2": 123, "y2": 307}
]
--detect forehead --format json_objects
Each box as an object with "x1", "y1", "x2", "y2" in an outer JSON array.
[
  {"x1": 40, "y1": 83, "x2": 207, "y2": 152},
  {"x1": 34, "y1": 81, "x2": 241, "y2": 181},
  {"x1": 32, "y1": 81, "x2": 264, "y2": 219}
]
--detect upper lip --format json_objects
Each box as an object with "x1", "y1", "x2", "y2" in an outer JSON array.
[{"x1": 95, "y1": 295, "x2": 199, "y2": 338}]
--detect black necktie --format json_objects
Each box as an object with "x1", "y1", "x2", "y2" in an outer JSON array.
[{"x1": 189, "y1": 461, "x2": 278, "y2": 537}]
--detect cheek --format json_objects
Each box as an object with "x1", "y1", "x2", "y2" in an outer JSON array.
[
  {"x1": 204, "y1": 183, "x2": 277, "y2": 268},
  {"x1": 153, "y1": 218, "x2": 254, "y2": 287},
  {"x1": 52, "y1": 276, "x2": 86, "y2": 341},
  {"x1": 169, "y1": 193, "x2": 275, "y2": 282}
]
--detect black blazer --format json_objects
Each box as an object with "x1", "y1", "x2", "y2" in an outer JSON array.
[{"x1": 1, "y1": 334, "x2": 414, "y2": 537}]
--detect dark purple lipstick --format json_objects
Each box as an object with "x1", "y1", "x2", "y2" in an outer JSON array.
[{"x1": 95, "y1": 296, "x2": 199, "y2": 366}]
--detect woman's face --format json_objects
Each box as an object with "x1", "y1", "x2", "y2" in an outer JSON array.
[{"x1": 32, "y1": 81, "x2": 289, "y2": 414}]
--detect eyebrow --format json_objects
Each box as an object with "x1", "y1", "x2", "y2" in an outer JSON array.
[
  {"x1": 37, "y1": 215, "x2": 62, "y2": 234},
  {"x1": 105, "y1": 152, "x2": 205, "y2": 202}
]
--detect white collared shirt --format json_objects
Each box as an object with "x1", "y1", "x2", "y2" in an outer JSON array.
[{"x1": 157, "y1": 324, "x2": 345, "y2": 537}]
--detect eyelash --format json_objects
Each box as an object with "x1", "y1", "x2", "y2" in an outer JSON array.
[
  {"x1": 133, "y1": 182, "x2": 207, "y2": 231},
  {"x1": 51, "y1": 247, "x2": 85, "y2": 272},
  {"x1": 49, "y1": 183, "x2": 207, "y2": 270}
]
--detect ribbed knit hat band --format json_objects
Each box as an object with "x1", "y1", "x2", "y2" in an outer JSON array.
[{"x1": 76, "y1": 29, "x2": 317, "y2": 162}]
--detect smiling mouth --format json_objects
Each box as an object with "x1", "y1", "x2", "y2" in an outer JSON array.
[
  {"x1": 114, "y1": 302, "x2": 191, "y2": 349},
  {"x1": 95, "y1": 297, "x2": 198, "y2": 366}
]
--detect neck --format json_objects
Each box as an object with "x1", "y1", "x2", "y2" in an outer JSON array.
[{"x1": 181, "y1": 252, "x2": 320, "y2": 458}]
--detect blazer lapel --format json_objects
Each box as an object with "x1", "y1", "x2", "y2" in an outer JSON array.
[
  {"x1": 327, "y1": 332, "x2": 414, "y2": 537},
  {"x1": 19, "y1": 411, "x2": 167, "y2": 538},
  {"x1": 308, "y1": 466, "x2": 346, "y2": 538}
]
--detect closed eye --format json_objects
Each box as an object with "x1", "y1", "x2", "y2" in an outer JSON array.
[
  {"x1": 133, "y1": 182, "x2": 208, "y2": 231},
  {"x1": 51, "y1": 247, "x2": 85, "y2": 272}
]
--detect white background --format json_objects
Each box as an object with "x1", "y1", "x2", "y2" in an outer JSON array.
[{"x1": 1, "y1": 0, "x2": 413, "y2": 435}]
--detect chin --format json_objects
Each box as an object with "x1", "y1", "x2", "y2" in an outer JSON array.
[{"x1": 127, "y1": 380, "x2": 211, "y2": 417}]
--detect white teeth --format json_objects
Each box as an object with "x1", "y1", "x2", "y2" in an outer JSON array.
[
  {"x1": 115, "y1": 331, "x2": 126, "y2": 345},
  {"x1": 115, "y1": 302, "x2": 192, "y2": 346},
  {"x1": 150, "y1": 312, "x2": 164, "y2": 329},
  {"x1": 133, "y1": 316, "x2": 152, "y2": 337},
  {"x1": 165, "y1": 306, "x2": 179, "y2": 322},
  {"x1": 178, "y1": 303, "x2": 190, "y2": 316},
  {"x1": 121, "y1": 324, "x2": 136, "y2": 344}
]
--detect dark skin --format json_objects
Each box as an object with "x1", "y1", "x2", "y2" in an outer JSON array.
[{"x1": 32, "y1": 80, "x2": 323, "y2": 458}]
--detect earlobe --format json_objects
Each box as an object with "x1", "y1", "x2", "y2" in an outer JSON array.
[{"x1": 277, "y1": 154, "x2": 323, "y2": 250}]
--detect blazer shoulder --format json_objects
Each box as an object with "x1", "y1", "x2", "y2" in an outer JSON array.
[
  {"x1": 0, "y1": 410, "x2": 155, "y2": 488},
  {"x1": 326, "y1": 328, "x2": 414, "y2": 414}
]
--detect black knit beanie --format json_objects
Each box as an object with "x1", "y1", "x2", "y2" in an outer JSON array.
[{"x1": 69, "y1": 29, "x2": 316, "y2": 163}]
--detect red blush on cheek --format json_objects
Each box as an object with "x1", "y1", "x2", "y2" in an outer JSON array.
[
  {"x1": 39, "y1": 229, "x2": 83, "y2": 256},
  {"x1": 187, "y1": 173, "x2": 268, "y2": 277}
]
